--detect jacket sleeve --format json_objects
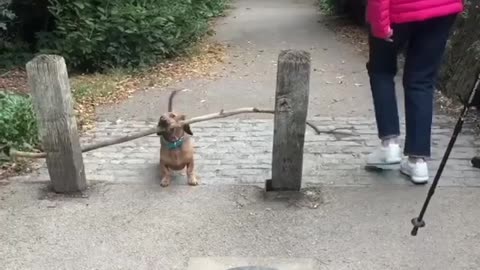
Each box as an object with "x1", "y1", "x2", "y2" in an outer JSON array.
[{"x1": 367, "y1": 0, "x2": 392, "y2": 39}]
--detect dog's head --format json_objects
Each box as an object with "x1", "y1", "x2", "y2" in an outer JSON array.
[{"x1": 156, "y1": 112, "x2": 193, "y2": 140}]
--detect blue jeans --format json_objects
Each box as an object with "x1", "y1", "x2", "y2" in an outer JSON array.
[{"x1": 367, "y1": 15, "x2": 457, "y2": 157}]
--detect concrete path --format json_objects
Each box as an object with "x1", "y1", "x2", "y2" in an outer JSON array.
[
  {"x1": 2, "y1": 183, "x2": 480, "y2": 270},
  {"x1": 2, "y1": 0, "x2": 480, "y2": 269}
]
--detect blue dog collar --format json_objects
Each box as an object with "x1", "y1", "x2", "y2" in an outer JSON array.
[{"x1": 161, "y1": 136, "x2": 185, "y2": 150}]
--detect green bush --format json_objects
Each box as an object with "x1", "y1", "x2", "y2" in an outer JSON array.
[
  {"x1": 0, "y1": 42, "x2": 34, "y2": 69},
  {"x1": 0, "y1": 91, "x2": 39, "y2": 152},
  {"x1": 38, "y1": 0, "x2": 228, "y2": 72},
  {"x1": 0, "y1": 0, "x2": 27, "y2": 70},
  {"x1": 0, "y1": 0, "x2": 54, "y2": 69},
  {"x1": 0, "y1": 1, "x2": 15, "y2": 35}
]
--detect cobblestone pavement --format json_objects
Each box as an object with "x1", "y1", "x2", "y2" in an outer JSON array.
[{"x1": 16, "y1": 115, "x2": 479, "y2": 187}]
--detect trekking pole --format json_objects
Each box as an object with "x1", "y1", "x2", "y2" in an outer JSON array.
[{"x1": 411, "y1": 72, "x2": 480, "y2": 236}]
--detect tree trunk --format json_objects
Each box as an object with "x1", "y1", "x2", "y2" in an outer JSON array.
[{"x1": 438, "y1": 0, "x2": 480, "y2": 100}]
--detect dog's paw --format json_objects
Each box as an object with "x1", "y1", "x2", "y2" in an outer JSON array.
[
  {"x1": 188, "y1": 177, "x2": 199, "y2": 186},
  {"x1": 160, "y1": 178, "x2": 171, "y2": 187}
]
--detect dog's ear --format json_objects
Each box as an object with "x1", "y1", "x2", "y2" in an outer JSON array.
[
  {"x1": 183, "y1": 124, "x2": 193, "y2": 135},
  {"x1": 177, "y1": 114, "x2": 193, "y2": 135},
  {"x1": 156, "y1": 120, "x2": 162, "y2": 136}
]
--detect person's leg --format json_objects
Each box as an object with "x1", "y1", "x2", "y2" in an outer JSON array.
[
  {"x1": 401, "y1": 14, "x2": 457, "y2": 183},
  {"x1": 366, "y1": 25, "x2": 409, "y2": 166}
]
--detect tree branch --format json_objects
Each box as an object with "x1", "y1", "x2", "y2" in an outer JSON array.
[{"x1": 7, "y1": 107, "x2": 355, "y2": 159}]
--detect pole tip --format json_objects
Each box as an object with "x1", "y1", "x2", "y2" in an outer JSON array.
[{"x1": 410, "y1": 217, "x2": 425, "y2": 236}]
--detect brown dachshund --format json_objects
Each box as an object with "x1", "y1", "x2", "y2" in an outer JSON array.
[{"x1": 157, "y1": 90, "x2": 198, "y2": 187}]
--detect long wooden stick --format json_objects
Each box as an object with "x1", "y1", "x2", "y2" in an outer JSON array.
[
  {"x1": 184, "y1": 107, "x2": 274, "y2": 124},
  {"x1": 7, "y1": 107, "x2": 354, "y2": 159}
]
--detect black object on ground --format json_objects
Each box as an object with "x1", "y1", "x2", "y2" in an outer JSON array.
[{"x1": 472, "y1": 156, "x2": 480, "y2": 169}]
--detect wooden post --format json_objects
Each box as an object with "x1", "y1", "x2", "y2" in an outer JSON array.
[
  {"x1": 267, "y1": 50, "x2": 311, "y2": 191},
  {"x1": 26, "y1": 55, "x2": 87, "y2": 193}
]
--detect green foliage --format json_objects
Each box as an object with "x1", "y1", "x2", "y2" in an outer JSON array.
[
  {"x1": 39, "y1": 0, "x2": 228, "y2": 72},
  {"x1": 1, "y1": 0, "x2": 49, "y2": 69},
  {"x1": 0, "y1": 91, "x2": 39, "y2": 152},
  {"x1": 318, "y1": 0, "x2": 337, "y2": 14},
  {"x1": 0, "y1": 1, "x2": 16, "y2": 33},
  {"x1": 0, "y1": 0, "x2": 20, "y2": 69},
  {"x1": 0, "y1": 42, "x2": 34, "y2": 70}
]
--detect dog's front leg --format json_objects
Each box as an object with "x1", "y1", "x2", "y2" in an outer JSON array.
[
  {"x1": 160, "y1": 162, "x2": 173, "y2": 187},
  {"x1": 186, "y1": 160, "x2": 198, "y2": 186}
]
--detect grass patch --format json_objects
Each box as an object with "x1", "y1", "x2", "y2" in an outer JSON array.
[{"x1": 72, "y1": 74, "x2": 123, "y2": 102}]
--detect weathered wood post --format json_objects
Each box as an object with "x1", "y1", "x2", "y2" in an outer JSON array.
[
  {"x1": 26, "y1": 55, "x2": 87, "y2": 193},
  {"x1": 267, "y1": 50, "x2": 311, "y2": 191}
]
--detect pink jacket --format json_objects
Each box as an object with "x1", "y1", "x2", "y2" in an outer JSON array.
[{"x1": 367, "y1": 0, "x2": 464, "y2": 39}]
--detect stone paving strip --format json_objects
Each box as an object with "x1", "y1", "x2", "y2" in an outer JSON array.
[{"x1": 13, "y1": 116, "x2": 479, "y2": 187}]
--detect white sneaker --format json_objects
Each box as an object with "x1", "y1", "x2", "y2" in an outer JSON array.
[
  {"x1": 400, "y1": 159, "x2": 429, "y2": 185},
  {"x1": 366, "y1": 143, "x2": 402, "y2": 168}
]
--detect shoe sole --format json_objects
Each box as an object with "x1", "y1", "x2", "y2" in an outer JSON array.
[
  {"x1": 365, "y1": 163, "x2": 399, "y2": 171},
  {"x1": 365, "y1": 158, "x2": 401, "y2": 170},
  {"x1": 400, "y1": 168, "x2": 428, "y2": 185}
]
